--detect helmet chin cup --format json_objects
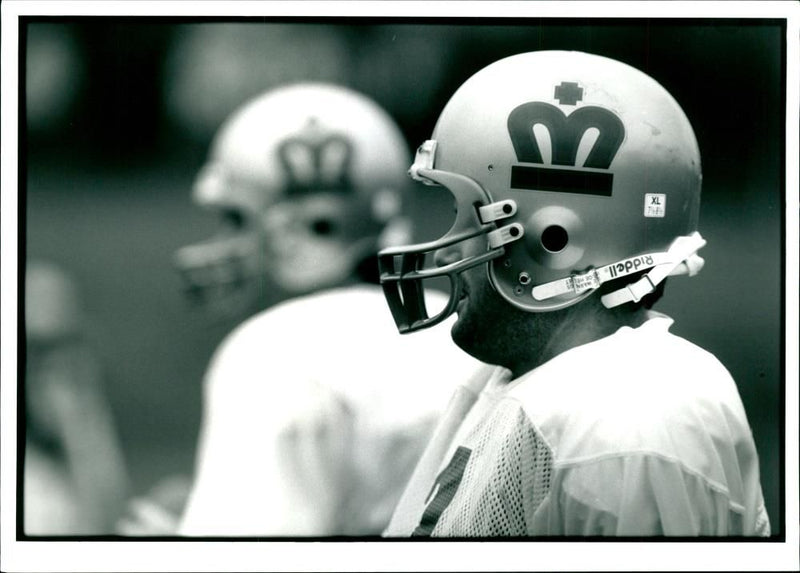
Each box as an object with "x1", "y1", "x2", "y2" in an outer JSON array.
[{"x1": 379, "y1": 168, "x2": 505, "y2": 333}]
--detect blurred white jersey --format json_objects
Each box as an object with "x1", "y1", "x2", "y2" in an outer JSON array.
[
  {"x1": 385, "y1": 314, "x2": 771, "y2": 537},
  {"x1": 178, "y1": 285, "x2": 483, "y2": 536}
]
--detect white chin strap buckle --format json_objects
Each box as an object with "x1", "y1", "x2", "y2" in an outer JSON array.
[{"x1": 531, "y1": 232, "x2": 707, "y2": 307}]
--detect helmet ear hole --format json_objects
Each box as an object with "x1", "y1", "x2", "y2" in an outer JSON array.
[
  {"x1": 311, "y1": 217, "x2": 336, "y2": 236},
  {"x1": 541, "y1": 225, "x2": 569, "y2": 253},
  {"x1": 221, "y1": 208, "x2": 246, "y2": 230}
]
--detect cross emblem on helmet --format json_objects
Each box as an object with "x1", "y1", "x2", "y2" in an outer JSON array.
[{"x1": 554, "y1": 81, "x2": 583, "y2": 106}]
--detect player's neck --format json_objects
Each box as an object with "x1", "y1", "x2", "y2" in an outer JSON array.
[{"x1": 510, "y1": 298, "x2": 649, "y2": 379}]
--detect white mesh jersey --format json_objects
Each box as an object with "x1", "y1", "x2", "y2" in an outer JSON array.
[
  {"x1": 178, "y1": 285, "x2": 484, "y2": 536},
  {"x1": 385, "y1": 314, "x2": 771, "y2": 537}
]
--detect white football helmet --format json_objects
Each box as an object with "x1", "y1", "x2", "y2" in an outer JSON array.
[
  {"x1": 175, "y1": 83, "x2": 412, "y2": 311},
  {"x1": 379, "y1": 51, "x2": 706, "y2": 333}
]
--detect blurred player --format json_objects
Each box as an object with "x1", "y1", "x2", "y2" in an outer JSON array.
[
  {"x1": 172, "y1": 80, "x2": 413, "y2": 316},
  {"x1": 24, "y1": 260, "x2": 129, "y2": 535},
  {"x1": 164, "y1": 83, "x2": 485, "y2": 536},
  {"x1": 379, "y1": 51, "x2": 771, "y2": 536}
]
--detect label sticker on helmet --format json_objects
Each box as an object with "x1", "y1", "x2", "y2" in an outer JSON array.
[
  {"x1": 569, "y1": 269, "x2": 600, "y2": 293},
  {"x1": 644, "y1": 193, "x2": 666, "y2": 218}
]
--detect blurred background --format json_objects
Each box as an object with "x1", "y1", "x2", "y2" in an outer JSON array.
[{"x1": 20, "y1": 18, "x2": 785, "y2": 535}]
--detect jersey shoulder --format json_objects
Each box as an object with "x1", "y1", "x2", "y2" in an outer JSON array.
[
  {"x1": 204, "y1": 284, "x2": 483, "y2": 423},
  {"x1": 508, "y1": 316, "x2": 747, "y2": 468}
]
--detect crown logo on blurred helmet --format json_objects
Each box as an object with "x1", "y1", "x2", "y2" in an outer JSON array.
[
  {"x1": 278, "y1": 118, "x2": 355, "y2": 196},
  {"x1": 506, "y1": 81, "x2": 625, "y2": 197}
]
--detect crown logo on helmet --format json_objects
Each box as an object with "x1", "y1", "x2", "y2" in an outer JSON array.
[
  {"x1": 277, "y1": 118, "x2": 355, "y2": 196},
  {"x1": 507, "y1": 81, "x2": 625, "y2": 197}
]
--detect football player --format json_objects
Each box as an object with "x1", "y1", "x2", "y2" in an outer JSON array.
[
  {"x1": 379, "y1": 51, "x2": 771, "y2": 536},
  {"x1": 168, "y1": 83, "x2": 486, "y2": 536},
  {"x1": 25, "y1": 261, "x2": 129, "y2": 534}
]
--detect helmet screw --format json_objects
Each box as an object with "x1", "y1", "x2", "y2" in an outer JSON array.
[
  {"x1": 487, "y1": 164, "x2": 494, "y2": 172},
  {"x1": 518, "y1": 272, "x2": 531, "y2": 285},
  {"x1": 514, "y1": 286, "x2": 525, "y2": 296}
]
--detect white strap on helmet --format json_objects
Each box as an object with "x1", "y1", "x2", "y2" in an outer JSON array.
[
  {"x1": 601, "y1": 232, "x2": 706, "y2": 307},
  {"x1": 531, "y1": 232, "x2": 706, "y2": 306}
]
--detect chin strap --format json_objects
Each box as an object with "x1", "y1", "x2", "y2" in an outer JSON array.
[
  {"x1": 601, "y1": 232, "x2": 706, "y2": 307},
  {"x1": 531, "y1": 232, "x2": 707, "y2": 307}
]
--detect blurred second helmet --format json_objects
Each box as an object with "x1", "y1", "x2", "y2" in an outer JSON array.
[
  {"x1": 380, "y1": 50, "x2": 706, "y2": 333},
  {"x1": 175, "y1": 83, "x2": 412, "y2": 312}
]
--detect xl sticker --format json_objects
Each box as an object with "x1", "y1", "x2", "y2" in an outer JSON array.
[{"x1": 644, "y1": 193, "x2": 666, "y2": 218}]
